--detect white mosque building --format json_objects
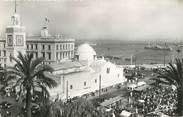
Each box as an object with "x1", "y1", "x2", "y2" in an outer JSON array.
[{"x1": 48, "y1": 43, "x2": 127, "y2": 100}]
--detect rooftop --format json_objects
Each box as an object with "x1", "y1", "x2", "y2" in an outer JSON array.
[
  {"x1": 26, "y1": 36, "x2": 75, "y2": 42},
  {"x1": 50, "y1": 61, "x2": 84, "y2": 71},
  {"x1": 90, "y1": 59, "x2": 107, "y2": 73}
]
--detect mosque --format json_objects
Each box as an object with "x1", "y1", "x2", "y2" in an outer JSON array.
[{"x1": 48, "y1": 43, "x2": 127, "y2": 100}]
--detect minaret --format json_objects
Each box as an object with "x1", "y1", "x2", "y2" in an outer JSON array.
[{"x1": 5, "y1": 0, "x2": 26, "y2": 66}]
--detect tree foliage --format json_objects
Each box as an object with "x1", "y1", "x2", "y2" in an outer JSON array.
[
  {"x1": 6, "y1": 52, "x2": 57, "y2": 117},
  {"x1": 154, "y1": 58, "x2": 183, "y2": 115}
]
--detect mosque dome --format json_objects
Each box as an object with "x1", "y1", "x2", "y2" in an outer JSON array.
[
  {"x1": 75, "y1": 43, "x2": 96, "y2": 62},
  {"x1": 76, "y1": 43, "x2": 96, "y2": 55}
]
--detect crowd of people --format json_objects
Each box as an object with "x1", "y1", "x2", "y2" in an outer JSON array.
[{"x1": 130, "y1": 85, "x2": 177, "y2": 116}]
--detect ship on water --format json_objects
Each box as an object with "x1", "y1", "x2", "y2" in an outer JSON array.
[{"x1": 144, "y1": 43, "x2": 172, "y2": 51}]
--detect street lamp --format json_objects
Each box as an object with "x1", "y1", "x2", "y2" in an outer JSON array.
[
  {"x1": 66, "y1": 80, "x2": 68, "y2": 101},
  {"x1": 99, "y1": 75, "x2": 101, "y2": 97}
]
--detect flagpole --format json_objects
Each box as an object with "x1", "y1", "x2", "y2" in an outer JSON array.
[{"x1": 15, "y1": 0, "x2": 17, "y2": 13}]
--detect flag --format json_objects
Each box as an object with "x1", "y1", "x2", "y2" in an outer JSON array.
[{"x1": 45, "y1": 17, "x2": 50, "y2": 23}]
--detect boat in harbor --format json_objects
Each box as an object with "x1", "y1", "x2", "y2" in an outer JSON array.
[
  {"x1": 144, "y1": 43, "x2": 172, "y2": 51},
  {"x1": 178, "y1": 45, "x2": 183, "y2": 47}
]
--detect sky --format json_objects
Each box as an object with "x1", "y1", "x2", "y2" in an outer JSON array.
[{"x1": 0, "y1": 0, "x2": 183, "y2": 41}]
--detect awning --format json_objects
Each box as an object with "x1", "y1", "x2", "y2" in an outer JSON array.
[
  {"x1": 138, "y1": 99, "x2": 145, "y2": 103},
  {"x1": 134, "y1": 85, "x2": 149, "y2": 91},
  {"x1": 100, "y1": 96, "x2": 122, "y2": 107}
]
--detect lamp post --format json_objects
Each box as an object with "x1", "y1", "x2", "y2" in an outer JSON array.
[
  {"x1": 134, "y1": 50, "x2": 138, "y2": 67},
  {"x1": 99, "y1": 75, "x2": 101, "y2": 97},
  {"x1": 66, "y1": 80, "x2": 68, "y2": 101},
  {"x1": 176, "y1": 47, "x2": 181, "y2": 59},
  {"x1": 134, "y1": 55, "x2": 136, "y2": 67},
  {"x1": 131, "y1": 54, "x2": 133, "y2": 65},
  {"x1": 163, "y1": 50, "x2": 165, "y2": 66}
]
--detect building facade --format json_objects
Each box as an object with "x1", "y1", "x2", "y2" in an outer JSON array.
[
  {"x1": 26, "y1": 27, "x2": 75, "y2": 64},
  {"x1": 0, "y1": 12, "x2": 75, "y2": 67},
  {"x1": 0, "y1": 40, "x2": 6, "y2": 67},
  {"x1": 48, "y1": 43, "x2": 126, "y2": 100}
]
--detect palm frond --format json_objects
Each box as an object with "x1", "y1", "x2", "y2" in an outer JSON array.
[
  {"x1": 11, "y1": 56, "x2": 25, "y2": 73},
  {"x1": 36, "y1": 73, "x2": 57, "y2": 89},
  {"x1": 30, "y1": 57, "x2": 44, "y2": 73},
  {"x1": 32, "y1": 64, "x2": 53, "y2": 79},
  {"x1": 176, "y1": 59, "x2": 183, "y2": 83},
  {"x1": 5, "y1": 52, "x2": 58, "y2": 116},
  {"x1": 17, "y1": 52, "x2": 28, "y2": 72},
  {"x1": 157, "y1": 58, "x2": 183, "y2": 88},
  {"x1": 6, "y1": 68, "x2": 25, "y2": 81},
  {"x1": 158, "y1": 69, "x2": 178, "y2": 87}
]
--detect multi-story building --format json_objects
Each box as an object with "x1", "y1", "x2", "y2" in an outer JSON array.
[
  {"x1": 0, "y1": 10, "x2": 75, "y2": 67},
  {"x1": 26, "y1": 27, "x2": 75, "y2": 64},
  {"x1": 0, "y1": 40, "x2": 6, "y2": 67}
]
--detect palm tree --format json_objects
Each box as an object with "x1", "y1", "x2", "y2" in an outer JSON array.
[
  {"x1": 49, "y1": 98, "x2": 106, "y2": 117},
  {"x1": 0, "y1": 66, "x2": 7, "y2": 92},
  {"x1": 6, "y1": 52, "x2": 57, "y2": 117},
  {"x1": 155, "y1": 58, "x2": 183, "y2": 115}
]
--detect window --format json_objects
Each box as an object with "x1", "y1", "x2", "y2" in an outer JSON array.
[
  {"x1": 48, "y1": 45, "x2": 51, "y2": 50},
  {"x1": 56, "y1": 52, "x2": 59, "y2": 60},
  {"x1": 70, "y1": 85, "x2": 73, "y2": 89},
  {"x1": 41, "y1": 52, "x2": 45, "y2": 57},
  {"x1": 60, "y1": 44, "x2": 62, "y2": 50},
  {"x1": 35, "y1": 44, "x2": 38, "y2": 50},
  {"x1": 63, "y1": 52, "x2": 65, "y2": 58},
  {"x1": 3, "y1": 50, "x2": 6, "y2": 57},
  {"x1": 84, "y1": 82, "x2": 86, "y2": 86},
  {"x1": 42, "y1": 45, "x2": 45, "y2": 50},
  {"x1": 60, "y1": 52, "x2": 62, "y2": 59},
  {"x1": 31, "y1": 44, "x2": 33, "y2": 49},
  {"x1": 27, "y1": 44, "x2": 29, "y2": 49},
  {"x1": 95, "y1": 79, "x2": 97, "y2": 83},
  {"x1": 47, "y1": 52, "x2": 51, "y2": 60},
  {"x1": 118, "y1": 74, "x2": 120, "y2": 78},
  {"x1": 65, "y1": 52, "x2": 67, "y2": 57},
  {"x1": 10, "y1": 54, "x2": 12, "y2": 62},
  {"x1": 35, "y1": 52, "x2": 38, "y2": 58},
  {"x1": 56, "y1": 45, "x2": 59, "y2": 50},
  {"x1": 107, "y1": 68, "x2": 110, "y2": 74},
  {"x1": 63, "y1": 44, "x2": 65, "y2": 50}
]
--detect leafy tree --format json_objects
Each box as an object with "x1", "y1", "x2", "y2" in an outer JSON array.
[{"x1": 6, "y1": 52, "x2": 57, "y2": 117}]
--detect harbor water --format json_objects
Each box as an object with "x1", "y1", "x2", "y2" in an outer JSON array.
[{"x1": 76, "y1": 40, "x2": 183, "y2": 65}]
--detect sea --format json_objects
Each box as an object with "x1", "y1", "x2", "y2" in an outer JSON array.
[{"x1": 76, "y1": 40, "x2": 183, "y2": 65}]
